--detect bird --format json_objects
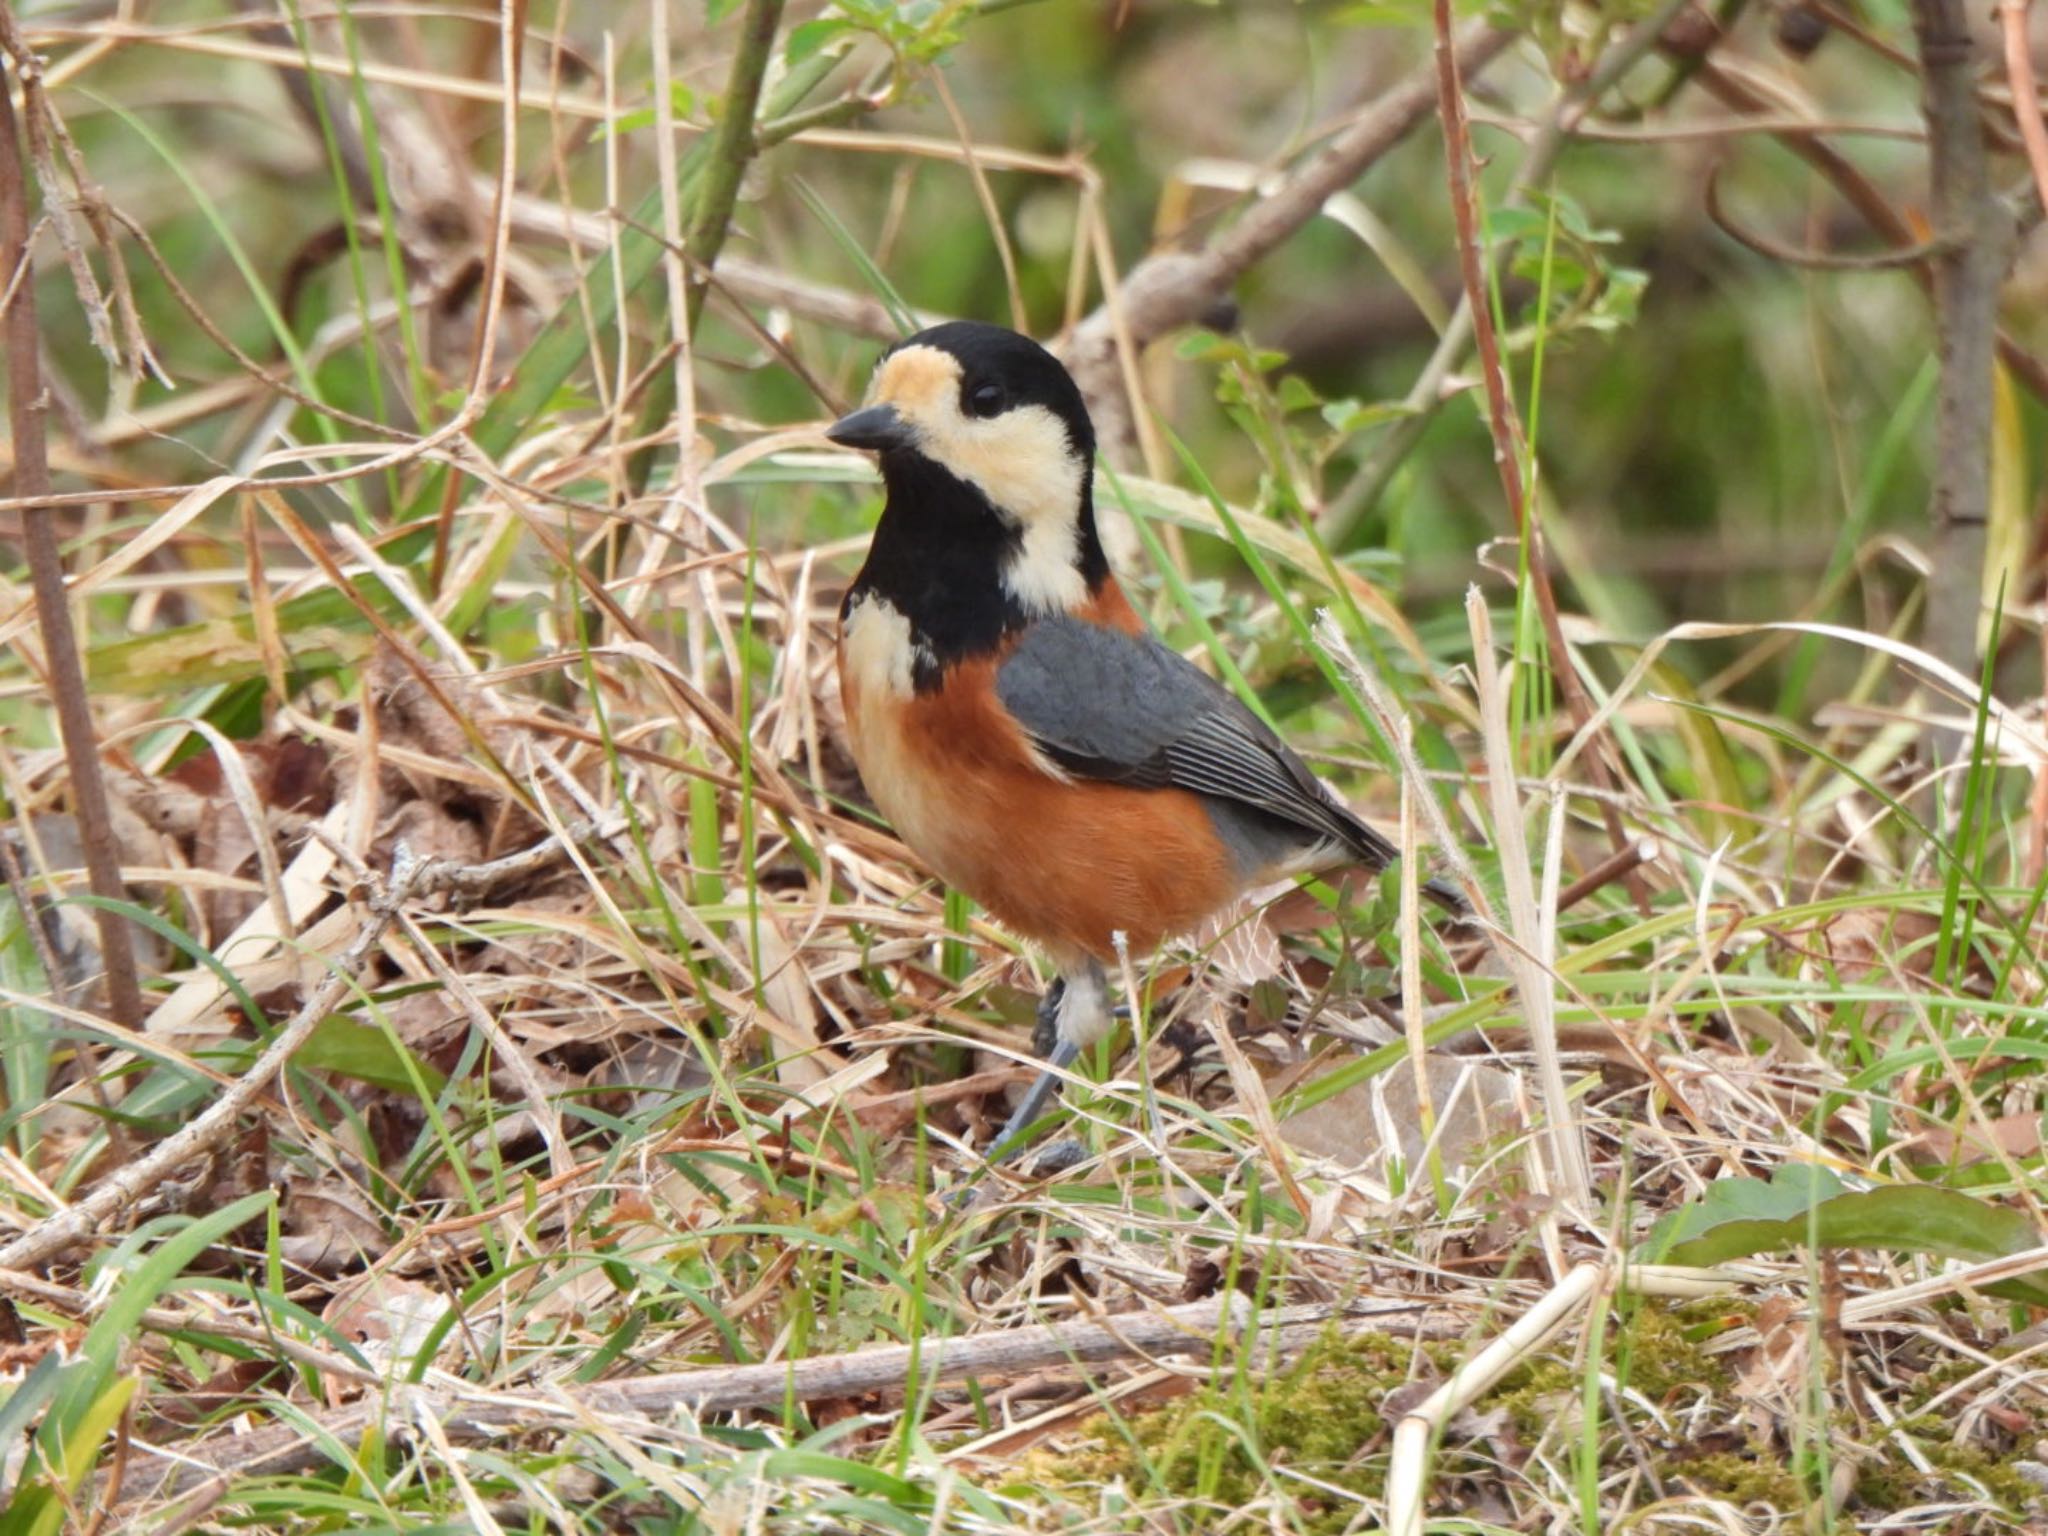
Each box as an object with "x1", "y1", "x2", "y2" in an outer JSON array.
[{"x1": 825, "y1": 320, "x2": 1464, "y2": 1160}]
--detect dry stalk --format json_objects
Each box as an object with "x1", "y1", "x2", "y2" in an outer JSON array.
[
  {"x1": 1385, "y1": 1263, "x2": 1606, "y2": 1536},
  {"x1": 428, "y1": 0, "x2": 528, "y2": 590},
  {"x1": 0, "y1": 46, "x2": 144, "y2": 1033},
  {"x1": 1467, "y1": 590, "x2": 1593, "y2": 1211},
  {"x1": 0, "y1": 826, "x2": 596, "y2": 1273}
]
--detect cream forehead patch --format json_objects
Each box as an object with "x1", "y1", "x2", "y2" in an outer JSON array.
[{"x1": 870, "y1": 345, "x2": 961, "y2": 414}]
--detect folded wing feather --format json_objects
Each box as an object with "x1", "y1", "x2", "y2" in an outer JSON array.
[{"x1": 994, "y1": 614, "x2": 1400, "y2": 872}]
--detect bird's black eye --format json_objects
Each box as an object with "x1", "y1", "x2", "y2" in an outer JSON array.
[{"x1": 964, "y1": 381, "x2": 1006, "y2": 419}]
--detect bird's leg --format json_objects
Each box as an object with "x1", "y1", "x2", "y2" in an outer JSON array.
[
  {"x1": 1031, "y1": 976, "x2": 1067, "y2": 1059},
  {"x1": 986, "y1": 959, "x2": 1113, "y2": 1163}
]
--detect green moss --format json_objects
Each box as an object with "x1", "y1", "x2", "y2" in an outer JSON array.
[
  {"x1": 1851, "y1": 1438, "x2": 2038, "y2": 1515},
  {"x1": 1664, "y1": 1451, "x2": 1806, "y2": 1509},
  {"x1": 1484, "y1": 1358, "x2": 1578, "y2": 1441},
  {"x1": 1017, "y1": 1329, "x2": 1427, "y2": 1535},
  {"x1": 1919, "y1": 1442, "x2": 2040, "y2": 1513},
  {"x1": 1005, "y1": 1299, "x2": 2038, "y2": 1532},
  {"x1": 1612, "y1": 1297, "x2": 1741, "y2": 1401}
]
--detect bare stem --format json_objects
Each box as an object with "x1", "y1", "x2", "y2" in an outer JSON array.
[
  {"x1": 1062, "y1": 22, "x2": 1518, "y2": 459},
  {"x1": 1913, "y1": 0, "x2": 2014, "y2": 691},
  {"x1": 1328, "y1": 0, "x2": 1697, "y2": 543},
  {"x1": 1430, "y1": 0, "x2": 1645, "y2": 886},
  {"x1": 0, "y1": 46, "x2": 145, "y2": 1036},
  {"x1": 685, "y1": 0, "x2": 788, "y2": 333}
]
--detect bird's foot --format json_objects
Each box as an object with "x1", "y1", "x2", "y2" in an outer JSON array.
[{"x1": 984, "y1": 1036, "x2": 1081, "y2": 1164}]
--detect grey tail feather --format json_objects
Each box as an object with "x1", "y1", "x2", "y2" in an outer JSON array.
[
  {"x1": 1422, "y1": 874, "x2": 1471, "y2": 917},
  {"x1": 1328, "y1": 799, "x2": 1470, "y2": 918}
]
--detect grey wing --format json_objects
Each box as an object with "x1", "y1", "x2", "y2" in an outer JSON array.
[{"x1": 994, "y1": 614, "x2": 1399, "y2": 872}]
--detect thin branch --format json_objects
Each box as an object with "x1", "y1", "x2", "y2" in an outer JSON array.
[
  {"x1": 1703, "y1": 163, "x2": 1956, "y2": 269},
  {"x1": 1689, "y1": 61, "x2": 2048, "y2": 404},
  {"x1": 1061, "y1": 22, "x2": 1518, "y2": 459},
  {"x1": 1432, "y1": 0, "x2": 1528, "y2": 528},
  {"x1": 1426, "y1": 0, "x2": 1655, "y2": 892},
  {"x1": 1327, "y1": 0, "x2": 1697, "y2": 543},
  {"x1": 1912, "y1": 0, "x2": 2015, "y2": 690},
  {"x1": 117, "y1": 1294, "x2": 1454, "y2": 1503},
  {"x1": 684, "y1": 0, "x2": 787, "y2": 333},
  {"x1": 2004, "y1": 0, "x2": 2048, "y2": 219},
  {"x1": 0, "y1": 46, "x2": 145, "y2": 1037}
]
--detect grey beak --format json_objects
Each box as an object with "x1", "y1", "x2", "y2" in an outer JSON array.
[{"x1": 825, "y1": 403, "x2": 914, "y2": 453}]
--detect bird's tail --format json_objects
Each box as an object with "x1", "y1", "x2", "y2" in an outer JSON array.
[{"x1": 1325, "y1": 798, "x2": 1470, "y2": 919}]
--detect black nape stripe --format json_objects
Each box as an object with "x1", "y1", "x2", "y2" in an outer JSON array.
[{"x1": 1073, "y1": 462, "x2": 1110, "y2": 592}]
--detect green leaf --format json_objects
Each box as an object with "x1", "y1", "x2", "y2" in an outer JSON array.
[
  {"x1": 1321, "y1": 398, "x2": 1414, "y2": 435},
  {"x1": 0, "y1": 1354, "x2": 66, "y2": 1462},
  {"x1": 4, "y1": 1192, "x2": 275, "y2": 1536},
  {"x1": 296, "y1": 1015, "x2": 448, "y2": 1095},
  {"x1": 1275, "y1": 374, "x2": 1322, "y2": 414},
  {"x1": 1644, "y1": 1167, "x2": 2048, "y2": 1306},
  {"x1": 786, "y1": 16, "x2": 852, "y2": 61},
  {"x1": 86, "y1": 584, "x2": 399, "y2": 693}
]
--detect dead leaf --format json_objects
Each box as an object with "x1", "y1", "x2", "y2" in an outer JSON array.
[
  {"x1": 1898, "y1": 1111, "x2": 2044, "y2": 1167},
  {"x1": 1821, "y1": 908, "x2": 1940, "y2": 985},
  {"x1": 1733, "y1": 1294, "x2": 1808, "y2": 1441},
  {"x1": 280, "y1": 1177, "x2": 392, "y2": 1272},
  {"x1": 322, "y1": 1271, "x2": 452, "y2": 1389},
  {"x1": 1278, "y1": 1053, "x2": 1517, "y2": 1180}
]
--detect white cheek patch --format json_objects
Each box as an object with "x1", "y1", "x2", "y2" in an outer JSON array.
[
  {"x1": 1003, "y1": 506, "x2": 1087, "y2": 614},
  {"x1": 930, "y1": 405, "x2": 1088, "y2": 612}
]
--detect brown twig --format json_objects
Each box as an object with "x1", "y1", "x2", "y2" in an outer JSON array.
[
  {"x1": 1432, "y1": 0, "x2": 1529, "y2": 530},
  {"x1": 0, "y1": 48, "x2": 145, "y2": 1036},
  {"x1": 1328, "y1": 0, "x2": 1698, "y2": 540},
  {"x1": 1703, "y1": 164, "x2": 1954, "y2": 269},
  {"x1": 2003, "y1": 0, "x2": 2048, "y2": 243},
  {"x1": 1061, "y1": 22, "x2": 1518, "y2": 458},
  {"x1": 1557, "y1": 837, "x2": 1662, "y2": 912},
  {"x1": 1689, "y1": 61, "x2": 2048, "y2": 404},
  {"x1": 1911, "y1": 0, "x2": 2015, "y2": 696},
  {"x1": 1429, "y1": 0, "x2": 1646, "y2": 896}
]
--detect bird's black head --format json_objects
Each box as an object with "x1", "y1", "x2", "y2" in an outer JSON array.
[
  {"x1": 828, "y1": 321, "x2": 1108, "y2": 621},
  {"x1": 827, "y1": 321, "x2": 1096, "y2": 462}
]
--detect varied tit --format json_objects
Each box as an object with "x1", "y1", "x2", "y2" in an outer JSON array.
[{"x1": 826, "y1": 321, "x2": 1463, "y2": 1157}]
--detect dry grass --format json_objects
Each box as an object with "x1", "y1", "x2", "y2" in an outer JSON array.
[{"x1": 2, "y1": 3, "x2": 2047, "y2": 1533}]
